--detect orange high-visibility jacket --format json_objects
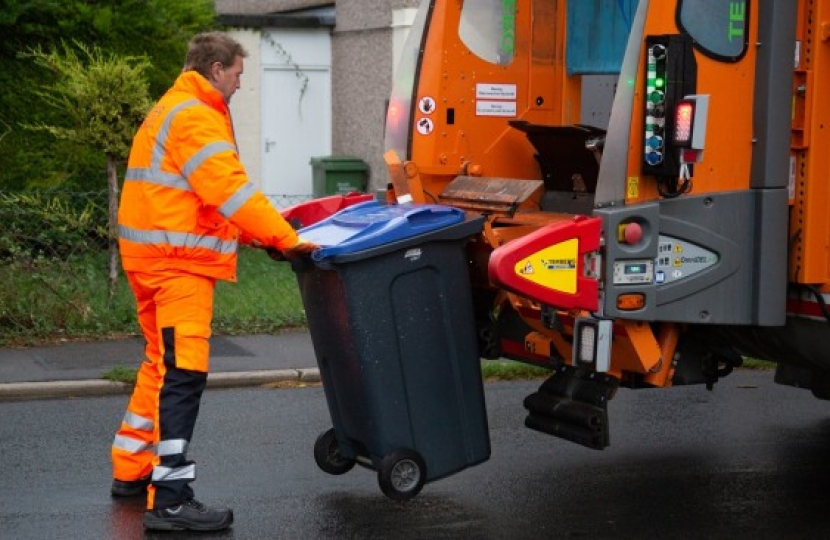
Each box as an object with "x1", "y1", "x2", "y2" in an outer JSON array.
[{"x1": 118, "y1": 71, "x2": 299, "y2": 282}]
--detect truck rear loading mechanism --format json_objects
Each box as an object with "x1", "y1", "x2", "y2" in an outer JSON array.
[{"x1": 377, "y1": 0, "x2": 830, "y2": 451}]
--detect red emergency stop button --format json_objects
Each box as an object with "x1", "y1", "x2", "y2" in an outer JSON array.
[{"x1": 618, "y1": 222, "x2": 643, "y2": 245}]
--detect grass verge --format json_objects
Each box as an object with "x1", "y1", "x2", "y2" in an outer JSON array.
[
  {"x1": 741, "y1": 357, "x2": 776, "y2": 370},
  {"x1": 480, "y1": 360, "x2": 551, "y2": 381},
  {"x1": 0, "y1": 247, "x2": 305, "y2": 346},
  {"x1": 102, "y1": 366, "x2": 138, "y2": 385},
  {"x1": 102, "y1": 359, "x2": 552, "y2": 385}
]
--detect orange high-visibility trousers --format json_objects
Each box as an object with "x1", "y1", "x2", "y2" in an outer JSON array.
[{"x1": 111, "y1": 269, "x2": 215, "y2": 509}]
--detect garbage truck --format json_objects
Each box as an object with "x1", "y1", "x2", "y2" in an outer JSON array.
[{"x1": 375, "y1": 0, "x2": 830, "y2": 450}]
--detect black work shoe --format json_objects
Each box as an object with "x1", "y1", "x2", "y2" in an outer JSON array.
[
  {"x1": 143, "y1": 499, "x2": 234, "y2": 532},
  {"x1": 110, "y1": 475, "x2": 151, "y2": 497}
]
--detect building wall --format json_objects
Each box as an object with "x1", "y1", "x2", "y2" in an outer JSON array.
[
  {"x1": 332, "y1": 0, "x2": 420, "y2": 193},
  {"x1": 228, "y1": 29, "x2": 264, "y2": 188},
  {"x1": 217, "y1": 0, "x2": 423, "y2": 194},
  {"x1": 331, "y1": 13, "x2": 392, "y2": 192},
  {"x1": 215, "y1": 0, "x2": 331, "y2": 15}
]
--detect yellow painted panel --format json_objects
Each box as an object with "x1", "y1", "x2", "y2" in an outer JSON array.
[{"x1": 513, "y1": 238, "x2": 579, "y2": 294}]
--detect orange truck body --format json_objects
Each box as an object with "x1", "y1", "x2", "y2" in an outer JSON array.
[{"x1": 380, "y1": 0, "x2": 830, "y2": 448}]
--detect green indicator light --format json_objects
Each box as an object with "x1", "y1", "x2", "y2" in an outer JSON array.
[
  {"x1": 648, "y1": 90, "x2": 664, "y2": 104},
  {"x1": 655, "y1": 78, "x2": 665, "y2": 88}
]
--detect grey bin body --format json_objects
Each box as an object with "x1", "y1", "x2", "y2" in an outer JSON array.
[
  {"x1": 309, "y1": 156, "x2": 368, "y2": 197},
  {"x1": 294, "y1": 214, "x2": 490, "y2": 493}
]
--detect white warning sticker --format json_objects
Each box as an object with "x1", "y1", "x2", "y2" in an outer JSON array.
[
  {"x1": 476, "y1": 101, "x2": 517, "y2": 117},
  {"x1": 476, "y1": 83, "x2": 517, "y2": 99},
  {"x1": 418, "y1": 96, "x2": 436, "y2": 115},
  {"x1": 416, "y1": 117, "x2": 434, "y2": 135}
]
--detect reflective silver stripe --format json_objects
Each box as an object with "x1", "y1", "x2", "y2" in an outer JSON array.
[
  {"x1": 124, "y1": 167, "x2": 191, "y2": 192},
  {"x1": 119, "y1": 225, "x2": 238, "y2": 255},
  {"x1": 219, "y1": 181, "x2": 257, "y2": 218},
  {"x1": 153, "y1": 464, "x2": 196, "y2": 482},
  {"x1": 121, "y1": 98, "x2": 244, "y2": 255},
  {"x1": 152, "y1": 99, "x2": 201, "y2": 172},
  {"x1": 123, "y1": 411, "x2": 154, "y2": 432},
  {"x1": 182, "y1": 141, "x2": 236, "y2": 179},
  {"x1": 112, "y1": 434, "x2": 153, "y2": 454},
  {"x1": 122, "y1": 99, "x2": 202, "y2": 192},
  {"x1": 157, "y1": 439, "x2": 189, "y2": 457}
]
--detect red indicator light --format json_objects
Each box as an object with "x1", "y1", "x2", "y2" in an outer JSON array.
[
  {"x1": 387, "y1": 101, "x2": 401, "y2": 120},
  {"x1": 674, "y1": 101, "x2": 694, "y2": 146}
]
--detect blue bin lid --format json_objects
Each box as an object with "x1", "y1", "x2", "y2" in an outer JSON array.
[{"x1": 298, "y1": 201, "x2": 466, "y2": 261}]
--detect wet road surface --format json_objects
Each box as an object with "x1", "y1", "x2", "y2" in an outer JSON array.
[{"x1": 2, "y1": 370, "x2": 830, "y2": 539}]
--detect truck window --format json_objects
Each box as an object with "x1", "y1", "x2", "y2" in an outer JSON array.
[
  {"x1": 459, "y1": 0, "x2": 516, "y2": 66},
  {"x1": 566, "y1": 0, "x2": 638, "y2": 74},
  {"x1": 384, "y1": 0, "x2": 432, "y2": 160},
  {"x1": 677, "y1": 0, "x2": 748, "y2": 61}
]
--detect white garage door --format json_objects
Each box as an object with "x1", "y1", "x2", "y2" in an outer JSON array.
[{"x1": 261, "y1": 30, "x2": 331, "y2": 197}]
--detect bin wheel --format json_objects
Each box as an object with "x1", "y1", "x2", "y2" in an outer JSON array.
[
  {"x1": 377, "y1": 449, "x2": 426, "y2": 501},
  {"x1": 313, "y1": 428, "x2": 355, "y2": 475}
]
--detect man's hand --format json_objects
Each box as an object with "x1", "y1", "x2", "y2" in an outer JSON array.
[
  {"x1": 253, "y1": 237, "x2": 319, "y2": 261},
  {"x1": 264, "y1": 247, "x2": 285, "y2": 261},
  {"x1": 284, "y1": 238, "x2": 320, "y2": 257}
]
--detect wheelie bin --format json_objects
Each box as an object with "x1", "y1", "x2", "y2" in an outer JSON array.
[{"x1": 292, "y1": 200, "x2": 490, "y2": 500}]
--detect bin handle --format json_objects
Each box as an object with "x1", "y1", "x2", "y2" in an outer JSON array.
[
  {"x1": 402, "y1": 205, "x2": 460, "y2": 231},
  {"x1": 333, "y1": 200, "x2": 379, "y2": 216}
]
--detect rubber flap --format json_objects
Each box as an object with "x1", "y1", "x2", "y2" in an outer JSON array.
[{"x1": 299, "y1": 201, "x2": 467, "y2": 261}]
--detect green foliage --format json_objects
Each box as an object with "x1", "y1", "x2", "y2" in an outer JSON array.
[
  {"x1": 0, "y1": 0, "x2": 216, "y2": 96},
  {"x1": 0, "y1": 0, "x2": 216, "y2": 189},
  {"x1": 0, "y1": 190, "x2": 108, "y2": 260},
  {"x1": 20, "y1": 41, "x2": 152, "y2": 160}
]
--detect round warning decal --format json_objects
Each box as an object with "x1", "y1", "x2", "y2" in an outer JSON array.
[
  {"x1": 416, "y1": 117, "x2": 434, "y2": 136},
  {"x1": 419, "y1": 96, "x2": 436, "y2": 115}
]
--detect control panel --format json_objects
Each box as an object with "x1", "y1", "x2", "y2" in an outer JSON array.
[
  {"x1": 653, "y1": 235, "x2": 719, "y2": 285},
  {"x1": 613, "y1": 260, "x2": 654, "y2": 285}
]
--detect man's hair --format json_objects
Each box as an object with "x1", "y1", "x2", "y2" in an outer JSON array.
[{"x1": 184, "y1": 32, "x2": 248, "y2": 79}]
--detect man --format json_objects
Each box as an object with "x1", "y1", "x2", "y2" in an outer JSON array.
[{"x1": 110, "y1": 32, "x2": 318, "y2": 532}]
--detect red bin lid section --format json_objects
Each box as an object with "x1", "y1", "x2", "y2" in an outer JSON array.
[
  {"x1": 281, "y1": 192, "x2": 374, "y2": 229},
  {"x1": 488, "y1": 216, "x2": 602, "y2": 311}
]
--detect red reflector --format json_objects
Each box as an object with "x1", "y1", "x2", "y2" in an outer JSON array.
[{"x1": 682, "y1": 149, "x2": 700, "y2": 163}]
